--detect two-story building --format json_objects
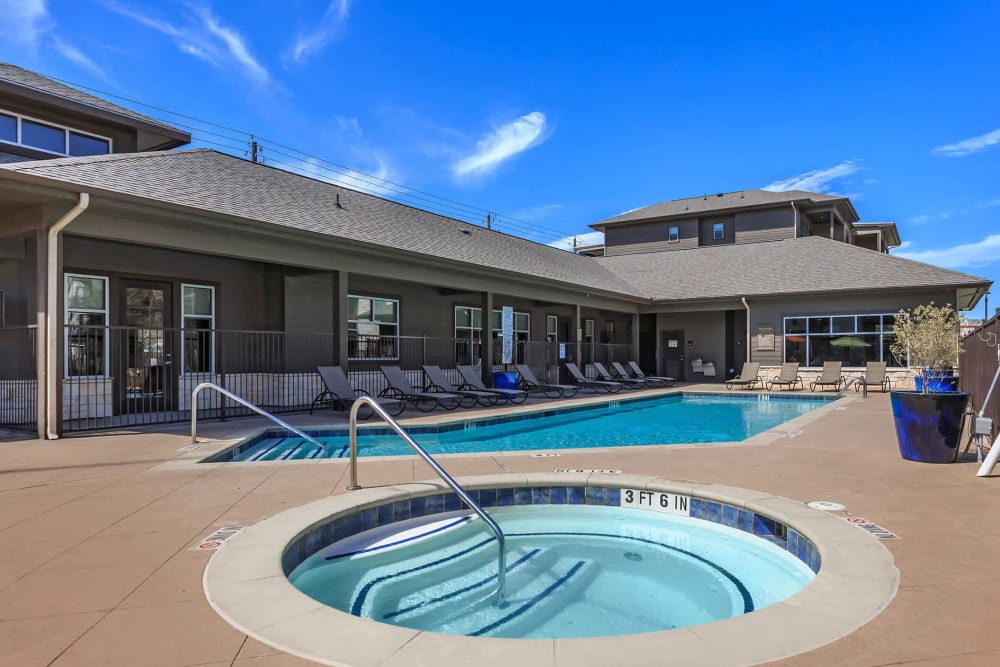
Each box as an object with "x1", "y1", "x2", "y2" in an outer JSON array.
[{"x1": 0, "y1": 63, "x2": 991, "y2": 438}]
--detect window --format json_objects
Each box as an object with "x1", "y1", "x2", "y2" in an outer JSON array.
[
  {"x1": 713, "y1": 222, "x2": 725, "y2": 240},
  {"x1": 668, "y1": 226, "x2": 679, "y2": 243},
  {"x1": 490, "y1": 308, "x2": 530, "y2": 363},
  {"x1": 65, "y1": 274, "x2": 108, "y2": 377},
  {"x1": 583, "y1": 319, "x2": 595, "y2": 343},
  {"x1": 182, "y1": 284, "x2": 215, "y2": 374},
  {"x1": 454, "y1": 305, "x2": 482, "y2": 365},
  {"x1": 348, "y1": 295, "x2": 399, "y2": 359},
  {"x1": 0, "y1": 108, "x2": 112, "y2": 157},
  {"x1": 783, "y1": 313, "x2": 904, "y2": 368},
  {"x1": 546, "y1": 315, "x2": 558, "y2": 342}
]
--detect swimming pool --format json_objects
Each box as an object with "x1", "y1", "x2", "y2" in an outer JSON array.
[
  {"x1": 205, "y1": 392, "x2": 832, "y2": 462},
  {"x1": 288, "y1": 504, "x2": 815, "y2": 638}
]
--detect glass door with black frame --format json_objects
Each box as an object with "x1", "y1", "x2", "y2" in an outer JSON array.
[{"x1": 118, "y1": 281, "x2": 175, "y2": 414}]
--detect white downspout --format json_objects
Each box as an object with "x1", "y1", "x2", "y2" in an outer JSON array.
[
  {"x1": 790, "y1": 201, "x2": 799, "y2": 237},
  {"x1": 741, "y1": 296, "x2": 750, "y2": 364},
  {"x1": 46, "y1": 192, "x2": 90, "y2": 439}
]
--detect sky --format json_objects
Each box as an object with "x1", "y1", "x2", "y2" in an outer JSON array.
[{"x1": 1, "y1": 1, "x2": 998, "y2": 313}]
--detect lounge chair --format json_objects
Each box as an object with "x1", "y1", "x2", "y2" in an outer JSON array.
[
  {"x1": 515, "y1": 363, "x2": 579, "y2": 398},
  {"x1": 626, "y1": 361, "x2": 676, "y2": 387},
  {"x1": 379, "y1": 366, "x2": 463, "y2": 412},
  {"x1": 456, "y1": 365, "x2": 528, "y2": 404},
  {"x1": 767, "y1": 362, "x2": 804, "y2": 391},
  {"x1": 565, "y1": 362, "x2": 623, "y2": 393},
  {"x1": 810, "y1": 361, "x2": 845, "y2": 392},
  {"x1": 856, "y1": 361, "x2": 890, "y2": 393},
  {"x1": 592, "y1": 362, "x2": 644, "y2": 389},
  {"x1": 423, "y1": 365, "x2": 499, "y2": 407},
  {"x1": 725, "y1": 362, "x2": 761, "y2": 390},
  {"x1": 309, "y1": 366, "x2": 405, "y2": 417}
]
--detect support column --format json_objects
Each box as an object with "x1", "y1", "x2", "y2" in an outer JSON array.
[
  {"x1": 631, "y1": 313, "x2": 640, "y2": 363},
  {"x1": 334, "y1": 270, "x2": 349, "y2": 369},
  {"x1": 573, "y1": 304, "x2": 582, "y2": 367},
  {"x1": 481, "y1": 290, "x2": 493, "y2": 387},
  {"x1": 35, "y1": 229, "x2": 48, "y2": 440}
]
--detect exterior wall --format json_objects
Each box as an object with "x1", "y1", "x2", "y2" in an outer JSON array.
[
  {"x1": 603, "y1": 218, "x2": 698, "y2": 255},
  {"x1": 0, "y1": 236, "x2": 34, "y2": 327},
  {"x1": 734, "y1": 208, "x2": 794, "y2": 244},
  {"x1": 0, "y1": 96, "x2": 139, "y2": 155},
  {"x1": 698, "y1": 217, "x2": 735, "y2": 247},
  {"x1": 747, "y1": 289, "x2": 957, "y2": 370},
  {"x1": 656, "y1": 310, "x2": 727, "y2": 380}
]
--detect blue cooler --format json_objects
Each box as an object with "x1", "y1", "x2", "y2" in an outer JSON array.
[{"x1": 493, "y1": 371, "x2": 519, "y2": 390}]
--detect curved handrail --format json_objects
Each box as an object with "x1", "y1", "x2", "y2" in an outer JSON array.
[
  {"x1": 190, "y1": 382, "x2": 326, "y2": 453},
  {"x1": 347, "y1": 396, "x2": 507, "y2": 606}
]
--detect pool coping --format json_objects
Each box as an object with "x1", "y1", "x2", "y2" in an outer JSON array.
[
  {"x1": 203, "y1": 473, "x2": 898, "y2": 667},
  {"x1": 166, "y1": 389, "x2": 852, "y2": 470}
]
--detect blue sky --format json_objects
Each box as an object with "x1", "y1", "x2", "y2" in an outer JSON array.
[{"x1": 1, "y1": 1, "x2": 998, "y2": 312}]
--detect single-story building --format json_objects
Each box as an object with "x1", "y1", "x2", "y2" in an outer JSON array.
[{"x1": 0, "y1": 63, "x2": 990, "y2": 437}]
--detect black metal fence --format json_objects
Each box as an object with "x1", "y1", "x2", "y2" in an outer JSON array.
[
  {"x1": 0, "y1": 326, "x2": 37, "y2": 434},
  {"x1": 57, "y1": 326, "x2": 633, "y2": 432}
]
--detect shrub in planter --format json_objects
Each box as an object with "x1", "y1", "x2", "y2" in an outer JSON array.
[{"x1": 888, "y1": 303, "x2": 968, "y2": 463}]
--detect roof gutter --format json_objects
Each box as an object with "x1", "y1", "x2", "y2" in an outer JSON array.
[
  {"x1": 742, "y1": 296, "x2": 751, "y2": 364},
  {"x1": 45, "y1": 192, "x2": 89, "y2": 439}
]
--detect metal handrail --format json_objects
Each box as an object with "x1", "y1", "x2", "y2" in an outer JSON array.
[
  {"x1": 346, "y1": 396, "x2": 507, "y2": 606},
  {"x1": 189, "y1": 382, "x2": 326, "y2": 453}
]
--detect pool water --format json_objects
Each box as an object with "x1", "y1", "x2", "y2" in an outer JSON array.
[
  {"x1": 214, "y1": 393, "x2": 829, "y2": 461},
  {"x1": 288, "y1": 505, "x2": 815, "y2": 638}
]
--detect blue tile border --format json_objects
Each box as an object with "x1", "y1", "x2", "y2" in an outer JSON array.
[{"x1": 281, "y1": 486, "x2": 822, "y2": 576}]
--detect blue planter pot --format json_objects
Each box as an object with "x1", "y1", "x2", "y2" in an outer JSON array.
[
  {"x1": 492, "y1": 371, "x2": 519, "y2": 390},
  {"x1": 914, "y1": 375, "x2": 960, "y2": 392},
  {"x1": 889, "y1": 390, "x2": 969, "y2": 463}
]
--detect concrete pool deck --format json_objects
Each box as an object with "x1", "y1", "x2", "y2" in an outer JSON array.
[{"x1": 0, "y1": 385, "x2": 998, "y2": 666}]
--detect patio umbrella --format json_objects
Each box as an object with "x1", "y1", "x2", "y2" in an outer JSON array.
[{"x1": 830, "y1": 336, "x2": 871, "y2": 347}]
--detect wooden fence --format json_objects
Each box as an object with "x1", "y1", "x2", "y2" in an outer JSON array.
[{"x1": 960, "y1": 313, "x2": 1000, "y2": 430}]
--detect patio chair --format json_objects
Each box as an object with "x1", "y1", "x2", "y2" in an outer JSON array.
[
  {"x1": 379, "y1": 366, "x2": 463, "y2": 412},
  {"x1": 456, "y1": 365, "x2": 528, "y2": 404},
  {"x1": 515, "y1": 363, "x2": 579, "y2": 398},
  {"x1": 423, "y1": 365, "x2": 499, "y2": 407},
  {"x1": 565, "y1": 362, "x2": 623, "y2": 393},
  {"x1": 592, "y1": 361, "x2": 644, "y2": 389},
  {"x1": 627, "y1": 361, "x2": 677, "y2": 387},
  {"x1": 725, "y1": 362, "x2": 761, "y2": 390},
  {"x1": 309, "y1": 366, "x2": 405, "y2": 417},
  {"x1": 767, "y1": 362, "x2": 804, "y2": 391},
  {"x1": 856, "y1": 361, "x2": 891, "y2": 393},
  {"x1": 810, "y1": 361, "x2": 845, "y2": 392}
]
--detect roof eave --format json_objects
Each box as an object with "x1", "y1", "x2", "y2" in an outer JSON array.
[{"x1": 589, "y1": 195, "x2": 818, "y2": 231}]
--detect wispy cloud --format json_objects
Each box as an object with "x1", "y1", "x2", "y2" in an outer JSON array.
[
  {"x1": 895, "y1": 234, "x2": 1000, "y2": 270},
  {"x1": 453, "y1": 112, "x2": 549, "y2": 178},
  {"x1": 105, "y1": 2, "x2": 270, "y2": 85},
  {"x1": 909, "y1": 198, "x2": 1000, "y2": 225},
  {"x1": 510, "y1": 203, "x2": 563, "y2": 221},
  {"x1": 547, "y1": 231, "x2": 604, "y2": 252},
  {"x1": 931, "y1": 128, "x2": 1000, "y2": 157},
  {"x1": 51, "y1": 36, "x2": 110, "y2": 81},
  {"x1": 0, "y1": 0, "x2": 50, "y2": 48},
  {"x1": 762, "y1": 160, "x2": 861, "y2": 194},
  {"x1": 285, "y1": 0, "x2": 350, "y2": 64}
]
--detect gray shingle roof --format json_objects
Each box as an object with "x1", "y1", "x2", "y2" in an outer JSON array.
[
  {"x1": 0, "y1": 63, "x2": 187, "y2": 138},
  {"x1": 595, "y1": 236, "x2": 990, "y2": 300},
  {"x1": 594, "y1": 236, "x2": 990, "y2": 301},
  {"x1": 592, "y1": 189, "x2": 845, "y2": 228},
  {"x1": 0, "y1": 149, "x2": 641, "y2": 297}
]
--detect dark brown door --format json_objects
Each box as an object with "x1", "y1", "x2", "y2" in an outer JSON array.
[
  {"x1": 661, "y1": 329, "x2": 685, "y2": 380},
  {"x1": 117, "y1": 280, "x2": 176, "y2": 414}
]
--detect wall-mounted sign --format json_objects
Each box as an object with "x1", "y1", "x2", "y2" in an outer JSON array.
[
  {"x1": 668, "y1": 339, "x2": 679, "y2": 348},
  {"x1": 501, "y1": 305, "x2": 514, "y2": 363},
  {"x1": 756, "y1": 326, "x2": 775, "y2": 351},
  {"x1": 558, "y1": 343, "x2": 566, "y2": 359}
]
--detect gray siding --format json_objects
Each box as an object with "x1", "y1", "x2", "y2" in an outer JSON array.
[
  {"x1": 0, "y1": 237, "x2": 34, "y2": 327},
  {"x1": 656, "y1": 310, "x2": 726, "y2": 380},
  {"x1": 698, "y1": 217, "x2": 735, "y2": 246},
  {"x1": 747, "y1": 289, "x2": 957, "y2": 367},
  {"x1": 734, "y1": 208, "x2": 794, "y2": 244},
  {"x1": 604, "y1": 218, "x2": 698, "y2": 255}
]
